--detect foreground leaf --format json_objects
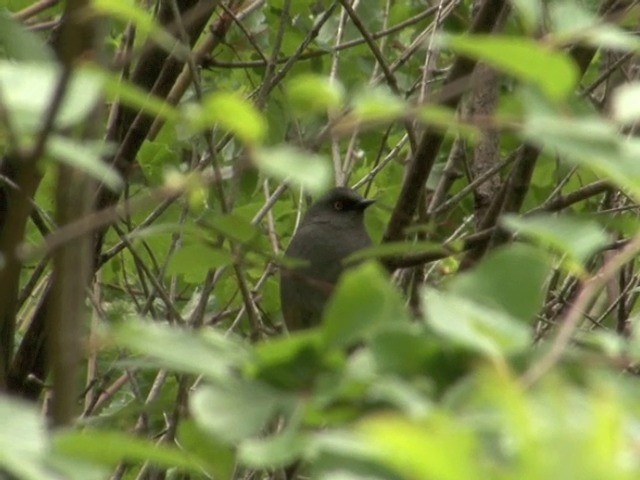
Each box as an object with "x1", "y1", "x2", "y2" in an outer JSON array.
[
  {"x1": 54, "y1": 431, "x2": 202, "y2": 472},
  {"x1": 323, "y1": 262, "x2": 409, "y2": 349},
  {"x1": 191, "y1": 380, "x2": 289, "y2": 443},
  {"x1": 252, "y1": 145, "x2": 332, "y2": 194},
  {"x1": 423, "y1": 290, "x2": 531, "y2": 359},
  {"x1": 442, "y1": 34, "x2": 578, "y2": 100}
]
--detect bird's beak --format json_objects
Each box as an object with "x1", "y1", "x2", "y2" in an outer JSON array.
[{"x1": 358, "y1": 198, "x2": 376, "y2": 210}]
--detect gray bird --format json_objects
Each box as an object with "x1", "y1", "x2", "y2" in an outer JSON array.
[{"x1": 280, "y1": 187, "x2": 375, "y2": 331}]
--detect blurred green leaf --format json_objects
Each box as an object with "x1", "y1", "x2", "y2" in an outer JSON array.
[
  {"x1": 47, "y1": 136, "x2": 123, "y2": 191},
  {"x1": 127, "y1": 223, "x2": 197, "y2": 241},
  {"x1": 347, "y1": 240, "x2": 450, "y2": 263},
  {"x1": 0, "y1": 397, "x2": 54, "y2": 480},
  {"x1": 368, "y1": 325, "x2": 474, "y2": 392},
  {"x1": 251, "y1": 330, "x2": 335, "y2": 390},
  {"x1": 447, "y1": 244, "x2": 551, "y2": 321},
  {"x1": 166, "y1": 243, "x2": 234, "y2": 284},
  {"x1": 351, "y1": 87, "x2": 406, "y2": 122},
  {"x1": 178, "y1": 421, "x2": 235, "y2": 480},
  {"x1": 423, "y1": 290, "x2": 531, "y2": 358},
  {"x1": 189, "y1": 92, "x2": 267, "y2": 143},
  {"x1": 502, "y1": 214, "x2": 608, "y2": 268},
  {"x1": 54, "y1": 430, "x2": 202, "y2": 472},
  {"x1": 112, "y1": 321, "x2": 248, "y2": 381},
  {"x1": 417, "y1": 105, "x2": 480, "y2": 139},
  {"x1": 137, "y1": 140, "x2": 179, "y2": 185},
  {"x1": 523, "y1": 115, "x2": 640, "y2": 199},
  {"x1": 369, "y1": 325, "x2": 435, "y2": 376},
  {"x1": 357, "y1": 413, "x2": 478, "y2": 480},
  {"x1": 0, "y1": 62, "x2": 102, "y2": 135},
  {"x1": 310, "y1": 431, "x2": 402, "y2": 480},
  {"x1": 207, "y1": 213, "x2": 260, "y2": 243},
  {"x1": 287, "y1": 74, "x2": 344, "y2": 114},
  {"x1": 191, "y1": 380, "x2": 289, "y2": 443},
  {"x1": 45, "y1": 455, "x2": 106, "y2": 480},
  {"x1": 548, "y1": 1, "x2": 598, "y2": 35},
  {"x1": 252, "y1": 145, "x2": 332, "y2": 194},
  {"x1": 549, "y1": 1, "x2": 640, "y2": 51},
  {"x1": 523, "y1": 113, "x2": 619, "y2": 161},
  {"x1": 525, "y1": 115, "x2": 617, "y2": 160},
  {"x1": 239, "y1": 428, "x2": 308, "y2": 468},
  {"x1": 93, "y1": 0, "x2": 188, "y2": 58},
  {"x1": 367, "y1": 377, "x2": 433, "y2": 418},
  {"x1": 611, "y1": 83, "x2": 640, "y2": 124},
  {"x1": 510, "y1": 0, "x2": 543, "y2": 32},
  {"x1": 323, "y1": 262, "x2": 409, "y2": 349},
  {"x1": 98, "y1": 68, "x2": 180, "y2": 124},
  {"x1": 442, "y1": 34, "x2": 578, "y2": 100},
  {"x1": 0, "y1": 13, "x2": 53, "y2": 61}
]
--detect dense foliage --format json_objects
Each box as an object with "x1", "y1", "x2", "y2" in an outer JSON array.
[{"x1": 3, "y1": 0, "x2": 640, "y2": 479}]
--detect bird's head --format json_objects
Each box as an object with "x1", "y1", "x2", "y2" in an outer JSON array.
[{"x1": 304, "y1": 187, "x2": 375, "y2": 225}]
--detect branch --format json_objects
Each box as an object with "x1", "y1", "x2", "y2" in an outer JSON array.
[
  {"x1": 521, "y1": 230, "x2": 640, "y2": 387},
  {"x1": 382, "y1": 0, "x2": 507, "y2": 243}
]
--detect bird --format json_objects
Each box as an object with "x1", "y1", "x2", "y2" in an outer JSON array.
[{"x1": 279, "y1": 187, "x2": 375, "y2": 331}]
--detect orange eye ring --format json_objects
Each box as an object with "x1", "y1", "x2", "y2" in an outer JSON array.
[{"x1": 333, "y1": 201, "x2": 344, "y2": 211}]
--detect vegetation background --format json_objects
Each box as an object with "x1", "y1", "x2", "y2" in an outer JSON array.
[{"x1": 2, "y1": 0, "x2": 640, "y2": 479}]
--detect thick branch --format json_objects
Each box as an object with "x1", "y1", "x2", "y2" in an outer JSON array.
[{"x1": 382, "y1": 0, "x2": 507, "y2": 243}]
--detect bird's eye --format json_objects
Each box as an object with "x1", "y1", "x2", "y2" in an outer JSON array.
[{"x1": 333, "y1": 201, "x2": 344, "y2": 211}]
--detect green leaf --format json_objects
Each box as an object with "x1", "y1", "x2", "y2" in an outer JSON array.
[
  {"x1": 127, "y1": 223, "x2": 197, "y2": 241},
  {"x1": 54, "y1": 430, "x2": 202, "y2": 472},
  {"x1": 45, "y1": 455, "x2": 107, "y2": 480},
  {"x1": 166, "y1": 243, "x2": 234, "y2": 284},
  {"x1": 510, "y1": 0, "x2": 543, "y2": 31},
  {"x1": 347, "y1": 241, "x2": 452, "y2": 263},
  {"x1": 578, "y1": 24, "x2": 640, "y2": 52},
  {"x1": 93, "y1": 0, "x2": 188, "y2": 59},
  {"x1": 178, "y1": 421, "x2": 235, "y2": 480},
  {"x1": 548, "y1": 1, "x2": 597, "y2": 35},
  {"x1": 137, "y1": 140, "x2": 179, "y2": 185},
  {"x1": 0, "y1": 62, "x2": 103, "y2": 135},
  {"x1": 0, "y1": 13, "x2": 54, "y2": 62},
  {"x1": 239, "y1": 429, "x2": 308, "y2": 468},
  {"x1": 190, "y1": 92, "x2": 267, "y2": 143},
  {"x1": 369, "y1": 324, "x2": 470, "y2": 387},
  {"x1": 0, "y1": 397, "x2": 55, "y2": 480},
  {"x1": 423, "y1": 290, "x2": 531, "y2": 358},
  {"x1": 322, "y1": 262, "x2": 409, "y2": 349},
  {"x1": 524, "y1": 114, "x2": 619, "y2": 163},
  {"x1": 549, "y1": 2, "x2": 640, "y2": 51},
  {"x1": 367, "y1": 377, "x2": 433, "y2": 418},
  {"x1": 611, "y1": 83, "x2": 640, "y2": 124},
  {"x1": 418, "y1": 105, "x2": 480, "y2": 139},
  {"x1": 111, "y1": 321, "x2": 248, "y2": 381},
  {"x1": 287, "y1": 74, "x2": 344, "y2": 114},
  {"x1": 191, "y1": 380, "x2": 288, "y2": 443},
  {"x1": 502, "y1": 214, "x2": 608, "y2": 268},
  {"x1": 357, "y1": 413, "x2": 478, "y2": 480},
  {"x1": 98, "y1": 68, "x2": 180, "y2": 124},
  {"x1": 447, "y1": 244, "x2": 551, "y2": 322},
  {"x1": 522, "y1": 115, "x2": 640, "y2": 199},
  {"x1": 441, "y1": 34, "x2": 578, "y2": 100},
  {"x1": 310, "y1": 431, "x2": 400, "y2": 479},
  {"x1": 351, "y1": 87, "x2": 406, "y2": 122},
  {"x1": 47, "y1": 136, "x2": 123, "y2": 191},
  {"x1": 252, "y1": 145, "x2": 332, "y2": 194},
  {"x1": 207, "y1": 213, "x2": 260, "y2": 243},
  {"x1": 251, "y1": 330, "x2": 333, "y2": 390},
  {"x1": 369, "y1": 326, "x2": 433, "y2": 376}
]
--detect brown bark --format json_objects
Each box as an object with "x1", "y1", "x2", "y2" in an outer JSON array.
[
  {"x1": 382, "y1": 0, "x2": 507, "y2": 244},
  {"x1": 8, "y1": 0, "x2": 228, "y2": 401}
]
